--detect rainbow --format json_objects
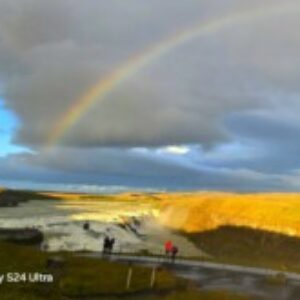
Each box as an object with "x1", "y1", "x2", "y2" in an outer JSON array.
[{"x1": 46, "y1": 3, "x2": 300, "y2": 148}]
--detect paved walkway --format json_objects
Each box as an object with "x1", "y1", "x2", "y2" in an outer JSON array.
[{"x1": 83, "y1": 253, "x2": 300, "y2": 282}]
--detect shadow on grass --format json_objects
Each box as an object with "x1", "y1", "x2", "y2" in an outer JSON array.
[{"x1": 185, "y1": 225, "x2": 300, "y2": 272}]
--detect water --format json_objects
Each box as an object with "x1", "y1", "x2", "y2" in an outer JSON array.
[{"x1": 0, "y1": 199, "x2": 157, "y2": 252}]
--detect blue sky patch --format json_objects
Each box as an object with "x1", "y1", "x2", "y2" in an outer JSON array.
[{"x1": 0, "y1": 98, "x2": 28, "y2": 156}]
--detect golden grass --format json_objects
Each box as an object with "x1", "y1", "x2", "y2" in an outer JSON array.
[
  {"x1": 39, "y1": 191, "x2": 161, "y2": 203},
  {"x1": 158, "y1": 192, "x2": 300, "y2": 236}
]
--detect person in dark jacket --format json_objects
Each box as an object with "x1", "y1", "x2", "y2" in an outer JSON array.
[
  {"x1": 171, "y1": 245, "x2": 178, "y2": 263},
  {"x1": 103, "y1": 236, "x2": 110, "y2": 254},
  {"x1": 109, "y1": 238, "x2": 115, "y2": 254}
]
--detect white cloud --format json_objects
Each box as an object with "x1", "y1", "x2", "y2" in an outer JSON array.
[{"x1": 161, "y1": 146, "x2": 190, "y2": 155}]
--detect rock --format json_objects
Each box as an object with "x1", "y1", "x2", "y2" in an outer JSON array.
[
  {"x1": 40, "y1": 242, "x2": 49, "y2": 251},
  {"x1": 46, "y1": 256, "x2": 65, "y2": 269},
  {"x1": 0, "y1": 228, "x2": 44, "y2": 245},
  {"x1": 83, "y1": 222, "x2": 90, "y2": 231},
  {"x1": 132, "y1": 217, "x2": 141, "y2": 227}
]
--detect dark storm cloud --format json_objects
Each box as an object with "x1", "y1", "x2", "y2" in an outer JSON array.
[
  {"x1": 0, "y1": 0, "x2": 297, "y2": 148},
  {"x1": 217, "y1": 111, "x2": 300, "y2": 174},
  {"x1": 0, "y1": 149, "x2": 206, "y2": 188},
  {"x1": 0, "y1": 149, "x2": 291, "y2": 192},
  {"x1": 1, "y1": 0, "x2": 300, "y2": 191}
]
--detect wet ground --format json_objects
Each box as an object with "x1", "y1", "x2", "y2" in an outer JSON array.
[{"x1": 175, "y1": 266, "x2": 300, "y2": 300}]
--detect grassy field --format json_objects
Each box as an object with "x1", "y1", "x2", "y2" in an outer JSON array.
[
  {"x1": 0, "y1": 242, "x2": 252, "y2": 300},
  {"x1": 0, "y1": 241, "x2": 179, "y2": 299},
  {"x1": 158, "y1": 192, "x2": 300, "y2": 236},
  {"x1": 157, "y1": 192, "x2": 300, "y2": 272},
  {"x1": 40, "y1": 191, "x2": 162, "y2": 203},
  {"x1": 0, "y1": 189, "x2": 59, "y2": 202},
  {"x1": 185, "y1": 225, "x2": 300, "y2": 272}
]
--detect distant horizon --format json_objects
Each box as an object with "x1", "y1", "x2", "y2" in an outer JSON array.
[{"x1": 2, "y1": 180, "x2": 300, "y2": 195}]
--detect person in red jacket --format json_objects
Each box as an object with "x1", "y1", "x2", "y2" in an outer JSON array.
[{"x1": 164, "y1": 240, "x2": 173, "y2": 257}]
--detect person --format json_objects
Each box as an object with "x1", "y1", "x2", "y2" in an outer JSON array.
[
  {"x1": 171, "y1": 245, "x2": 178, "y2": 263},
  {"x1": 103, "y1": 236, "x2": 110, "y2": 255},
  {"x1": 109, "y1": 238, "x2": 115, "y2": 254},
  {"x1": 164, "y1": 240, "x2": 173, "y2": 257}
]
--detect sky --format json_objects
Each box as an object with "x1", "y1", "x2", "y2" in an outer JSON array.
[
  {"x1": 1, "y1": 0, "x2": 300, "y2": 192},
  {"x1": 0, "y1": 98, "x2": 27, "y2": 156}
]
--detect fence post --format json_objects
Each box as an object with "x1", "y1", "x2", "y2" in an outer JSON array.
[
  {"x1": 150, "y1": 266, "x2": 156, "y2": 288},
  {"x1": 126, "y1": 263, "x2": 133, "y2": 290}
]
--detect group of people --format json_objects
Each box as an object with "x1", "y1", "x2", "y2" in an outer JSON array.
[
  {"x1": 83, "y1": 221, "x2": 179, "y2": 261},
  {"x1": 102, "y1": 237, "x2": 179, "y2": 262},
  {"x1": 164, "y1": 240, "x2": 179, "y2": 262}
]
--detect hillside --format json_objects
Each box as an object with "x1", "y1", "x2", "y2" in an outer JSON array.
[
  {"x1": 157, "y1": 192, "x2": 300, "y2": 272},
  {"x1": 158, "y1": 192, "x2": 300, "y2": 236},
  {"x1": 0, "y1": 189, "x2": 59, "y2": 207},
  {"x1": 188, "y1": 225, "x2": 300, "y2": 272}
]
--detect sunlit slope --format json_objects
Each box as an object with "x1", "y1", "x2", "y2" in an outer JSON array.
[{"x1": 158, "y1": 192, "x2": 300, "y2": 236}]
